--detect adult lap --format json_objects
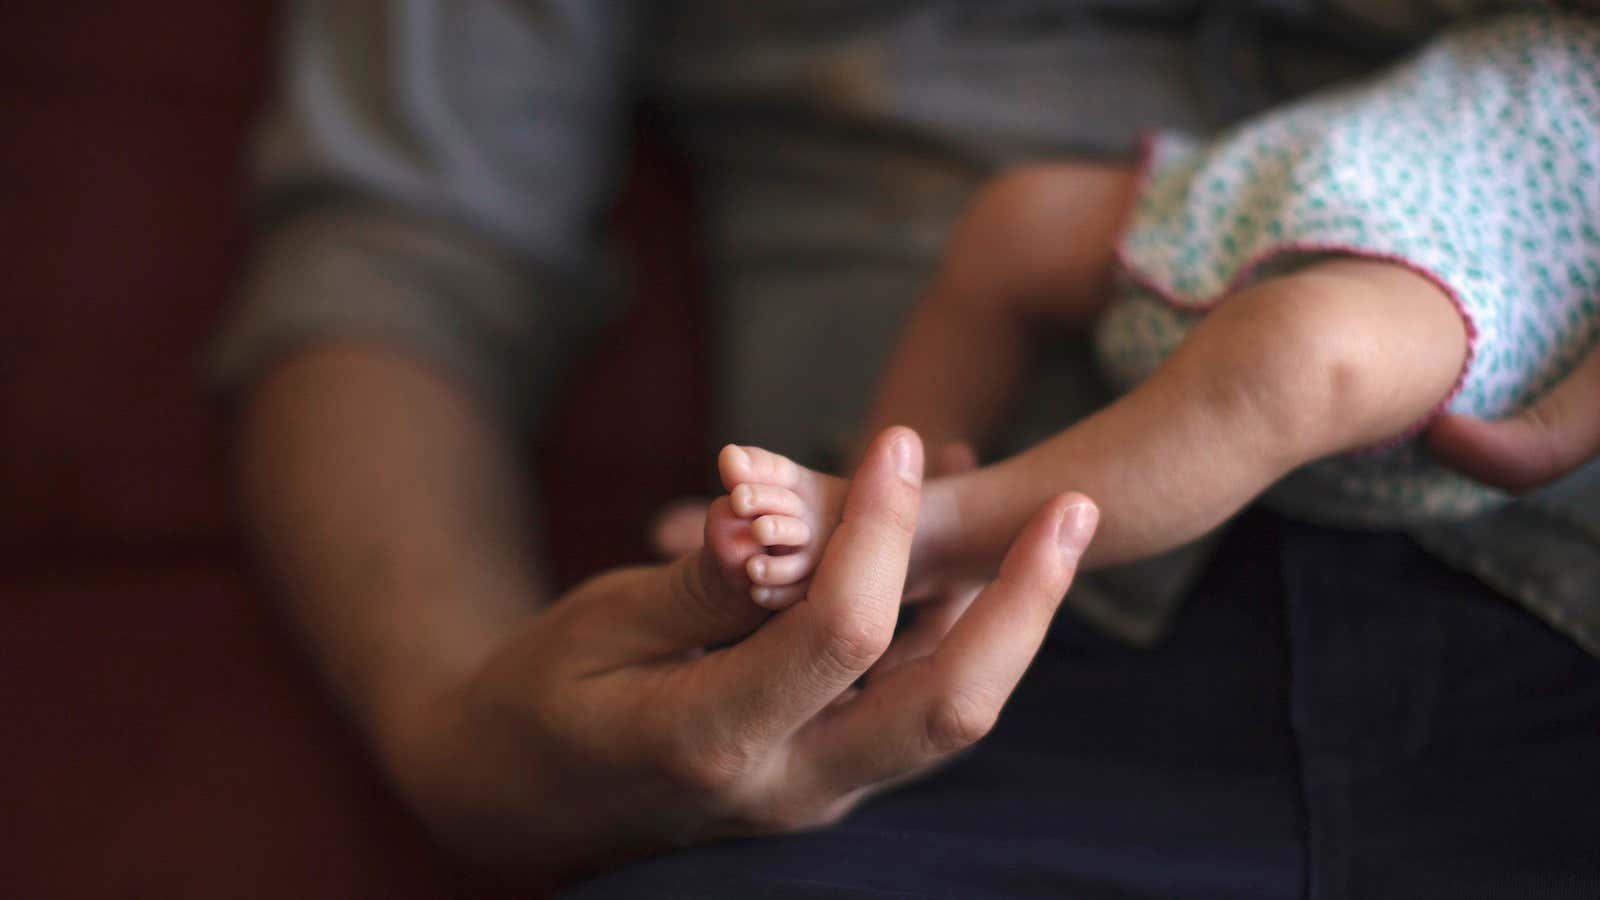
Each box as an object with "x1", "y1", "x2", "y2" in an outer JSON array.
[{"x1": 567, "y1": 507, "x2": 1600, "y2": 899}]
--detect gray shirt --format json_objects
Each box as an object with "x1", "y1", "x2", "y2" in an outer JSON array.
[{"x1": 213, "y1": 0, "x2": 1600, "y2": 655}]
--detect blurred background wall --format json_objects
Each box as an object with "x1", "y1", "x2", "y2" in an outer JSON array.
[{"x1": 0, "y1": 3, "x2": 708, "y2": 896}]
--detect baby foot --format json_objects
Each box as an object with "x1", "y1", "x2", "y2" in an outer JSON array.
[
  {"x1": 655, "y1": 443, "x2": 977, "y2": 566},
  {"x1": 652, "y1": 498, "x2": 710, "y2": 558},
  {"x1": 707, "y1": 439, "x2": 971, "y2": 609},
  {"x1": 711, "y1": 444, "x2": 849, "y2": 609}
]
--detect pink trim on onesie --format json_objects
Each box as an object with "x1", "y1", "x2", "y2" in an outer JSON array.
[{"x1": 1111, "y1": 134, "x2": 1481, "y2": 450}]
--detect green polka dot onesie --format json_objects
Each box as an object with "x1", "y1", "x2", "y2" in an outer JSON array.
[{"x1": 1097, "y1": 12, "x2": 1600, "y2": 527}]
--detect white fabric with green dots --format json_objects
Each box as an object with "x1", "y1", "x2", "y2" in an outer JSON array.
[{"x1": 1096, "y1": 11, "x2": 1600, "y2": 526}]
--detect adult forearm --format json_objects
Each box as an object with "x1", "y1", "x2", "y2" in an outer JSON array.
[{"x1": 236, "y1": 343, "x2": 542, "y2": 762}]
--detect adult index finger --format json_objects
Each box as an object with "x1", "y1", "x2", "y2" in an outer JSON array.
[
  {"x1": 686, "y1": 427, "x2": 925, "y2": 754},
  {"x1": 797, "y1": 493, "x2": 1097, "y2": 794}
]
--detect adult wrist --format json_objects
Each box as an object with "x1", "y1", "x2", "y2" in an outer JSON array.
[{"x1": 369, "y1": 631, "x2": 537, "y2": 859}]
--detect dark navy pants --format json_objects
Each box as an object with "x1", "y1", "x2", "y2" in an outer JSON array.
[{"x1": 568, "y1": 509, "x2": 1600, "y2": 898}]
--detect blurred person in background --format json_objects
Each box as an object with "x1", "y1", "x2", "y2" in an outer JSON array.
[{"x1": 214, "y1": 1, "x2": 1600, "y2": 897}]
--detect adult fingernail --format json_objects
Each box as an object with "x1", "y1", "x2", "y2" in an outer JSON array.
[
  {"x1": 892, "y1": 434, "x2": 921, "y2": 486},
  {"x1": 1058, "y1": 501, "x2": 1098, "y2": 562}
]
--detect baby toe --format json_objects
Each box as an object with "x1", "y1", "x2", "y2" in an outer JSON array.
[
  {"x1": 719, "y1": 443, "x2": 802, "y2": 492},
  {"x1": 746, "y1": 550, "x2": 816, "y2": 587},
  {"x1": 751, "y1": 514, "x2": 811, "y2": 548},
  {"x1": 730, "y1": 483, "x2": 807, "y2": 519},
  {"x1": 751, "y1": 582, "x2": 808, "y2": 610},
  {"x1": 704, "y1": 496, "x2": 761, "y2": 584}
]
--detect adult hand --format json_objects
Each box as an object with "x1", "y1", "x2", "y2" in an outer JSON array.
[
  {"x1": 398, "y1": 429, "x2": 1098, "y2": 878},
  {"x1": 1428, "y1": 344, "x2": 1600, "y2": 491}
]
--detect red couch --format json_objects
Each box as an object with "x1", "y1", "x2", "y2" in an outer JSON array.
[{"x1": 2, "y1": 4, "x2": 708, "y2": 896}]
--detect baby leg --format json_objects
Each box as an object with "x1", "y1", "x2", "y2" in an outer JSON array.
[
  {"x1": 705, "y1": 164, "x2": 1136, "y2": 600},
  {"x1": 662, "y1": 163, "x2": 1133, "y2": 563},
  {"x1": 938, "y1": 258, "x2": 1472, "y2": 572}
]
